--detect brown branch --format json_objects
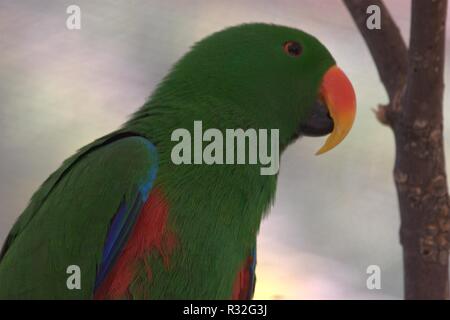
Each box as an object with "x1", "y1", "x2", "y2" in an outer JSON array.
[
  {"x1": 395, "y1": 0, "x2": 449, "y2": 300},
  {"x1": 405, "y1": 0, "x2": 447, "y2": 121},
  {"x1": 343, "y1": 0, "x2": 450, "y2": 299},
  {"x1": 342, "y1": 0, "x2": 408, "y2": 101}
]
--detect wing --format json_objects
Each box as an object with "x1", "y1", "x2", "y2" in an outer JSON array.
[
  {"x1": 231, "y1": 247, "x2": 257, "y2": 300},
  {"x1": 0, "y1": 135, "x2": 159, "y2": 299}
]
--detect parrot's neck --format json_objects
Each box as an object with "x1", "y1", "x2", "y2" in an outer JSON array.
[
  {"x1": 117, "y1": 89, "x2": 280, "y2": 298},
  {"x1": 123, "y1": 94, "x2": 279, "y2": 245}
]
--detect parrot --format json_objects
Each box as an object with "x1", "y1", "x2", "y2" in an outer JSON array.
[{"x1": 0, "y1": 23, "x2": 356, "y2": 299}]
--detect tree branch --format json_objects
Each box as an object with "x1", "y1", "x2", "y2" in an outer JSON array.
[
  {"x1": 343, "y1": 0, "x2": 449, "y2": 299},
  {"x1": 405, "y1": 0, "x2": 447, "y2": 120},
  {"x1": 395, "y1": 0, "x2": 449, "y2": 300},
  {"x1": 342, "y1": 0, "x2": 408, "y2": 101}
]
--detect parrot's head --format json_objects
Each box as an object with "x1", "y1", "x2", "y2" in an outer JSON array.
[{"x1": 159, "y1": 23, "x2": 356, "y2": 154}]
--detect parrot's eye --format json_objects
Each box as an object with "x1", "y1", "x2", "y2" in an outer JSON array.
[{"x1": 283, "y1": 41, "x2": 302, "y2": 57}]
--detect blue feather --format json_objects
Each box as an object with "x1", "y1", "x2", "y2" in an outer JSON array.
[{"x1": 94, "y1": 138, "x2": 158, "y2": 290}]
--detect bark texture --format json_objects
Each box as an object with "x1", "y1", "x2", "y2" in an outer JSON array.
[{"x1": 343, "y1": 0, "x2": 449, "y2": 299}]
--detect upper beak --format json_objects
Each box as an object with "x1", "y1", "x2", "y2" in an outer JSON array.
[{"x1": 315, "y1": 66, "x2": 356, "y2": 155}]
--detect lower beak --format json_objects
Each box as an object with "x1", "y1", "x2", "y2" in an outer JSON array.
[{"x1": 315, "y1": 66, "x2": 356, "y2": 155}]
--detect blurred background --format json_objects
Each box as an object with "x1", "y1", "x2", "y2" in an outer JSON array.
[{"x1": 1, "y1": 0, "x2": 449, "y2": 299}]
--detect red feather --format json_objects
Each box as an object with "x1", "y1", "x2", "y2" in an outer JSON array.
[
  {"x1": 231, "y1": 255, "x2": 255, "y2": 300},
  {"x1": 94, "y1": 188, "x2": 176, "y2": 299}
]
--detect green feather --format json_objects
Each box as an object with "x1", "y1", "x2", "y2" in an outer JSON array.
[{"x1": 0, "y1": 136, "x2": 157, "y2": 298}]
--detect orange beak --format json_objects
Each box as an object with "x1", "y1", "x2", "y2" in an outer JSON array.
[{"x1": 315, "y1": 66, "x2": 356, "y2": 155}]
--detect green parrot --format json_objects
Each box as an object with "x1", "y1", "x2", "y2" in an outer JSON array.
[{"x1": 0, "y1": 23, "x2": 356, "y2": 299}]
